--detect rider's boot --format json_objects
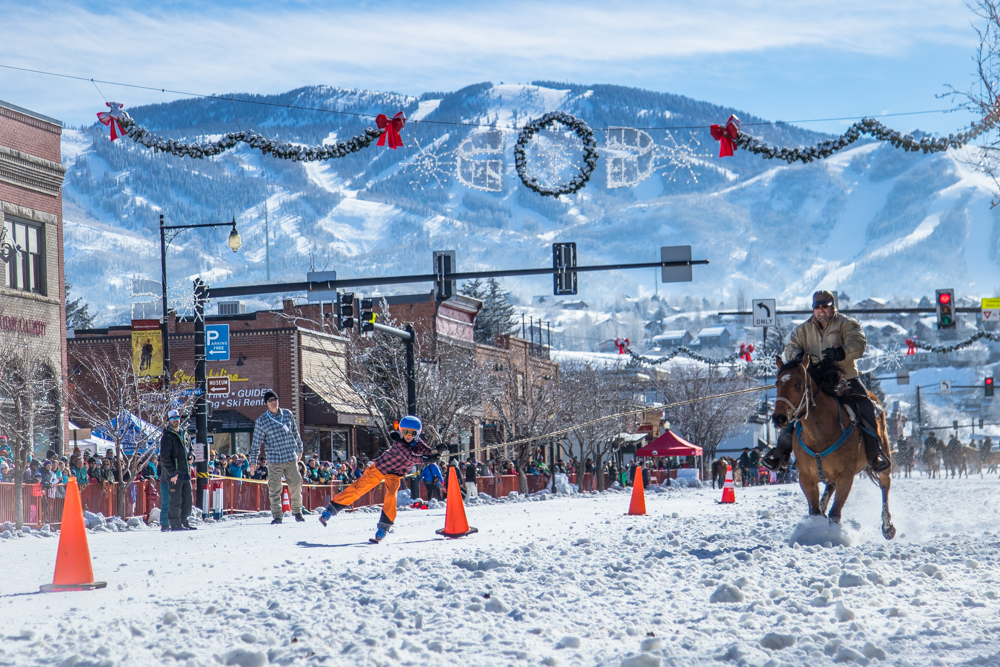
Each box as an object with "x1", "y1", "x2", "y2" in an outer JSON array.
[
  {"x1": 761, "y1": 427, "x2": 794, "y2": 471},
  {"x1": 856, "y1": 398, "x2": 891, "y2": 473}
]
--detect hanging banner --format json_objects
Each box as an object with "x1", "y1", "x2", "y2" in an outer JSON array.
[{"x1": 131, "y1": 320, "x2": 163, "y2": 379}]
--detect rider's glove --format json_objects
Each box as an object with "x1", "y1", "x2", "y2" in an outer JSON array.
[{"x1": 821, "y1": 346, "x2": 846, "y2": 362}]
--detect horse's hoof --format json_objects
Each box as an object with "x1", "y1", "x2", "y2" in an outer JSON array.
[
  {"x1": 828, "y1": 515, "x2": 841, "y2": 525},
  {"x1": 882, "y1": 524, "x2": 896, "y2": 540}
]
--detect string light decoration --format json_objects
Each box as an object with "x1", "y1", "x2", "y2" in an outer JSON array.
[
  {"x1": 628, "y1": 347, "x2": 743, "y2": 366},
  {"x1": 656, "y1": 129, "x2": 710, "y2": 184},
  {"x1": 403, "y1": 135, "x2": 457, "y2": 190},
  {"x1": 456, "y1": 130, "x2": 505, "y2": 192},
  {"x1": 909, "y1": 330, "x2": 1000, "y2": 353},
  {"x1": 605, "y1": 128, "x2": 655, "y2": 188}
]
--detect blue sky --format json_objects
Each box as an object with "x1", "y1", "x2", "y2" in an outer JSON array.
[{"x1": 0, "y1": 0, "x2": 984, "y2": 135}]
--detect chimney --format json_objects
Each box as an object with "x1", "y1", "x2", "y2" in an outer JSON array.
[{"x1": 282, "y1": 299, "x2": 295, "y2": 316}]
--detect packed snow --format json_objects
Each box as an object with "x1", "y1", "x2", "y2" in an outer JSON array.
[{"x1": 1, "y1": 475, "x2": 999, "y2": 665}]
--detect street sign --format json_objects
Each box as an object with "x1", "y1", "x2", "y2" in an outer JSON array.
[
  {"x1": 206, "y1": 324, "x2": 230, "y2": 361},
  {"x1": 307, "y1": 271, "x2": 338, "y2": 303},
  {"x1": 180, "y1": 388, "x2": 203, "y2": 396},
  {"x1": 752, "y1": 299, "x2": 776, "y2": 327},
  {"x1": 983, "y1": 298, "x2": 1000, "y2": 322},
  {"x1": 207, "y1": 377, "x2": 231, "y2": 396},
  {"x1": 660, "y1": 246, "x2": 693, "y2": 283},
  {"x1": 896, "y1": 369, "x2": 910, "y2": 386},
  {"x1": 940, "y1": 380, "x2": 951, "y2": 393}
]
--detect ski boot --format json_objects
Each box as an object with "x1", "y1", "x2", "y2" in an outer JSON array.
[
  {"x1": 370, "y1": 521, "x2": 392, "y2": 544},
  {"x1": 318, "y1": 501, "x2": 347, "y2": 527}
]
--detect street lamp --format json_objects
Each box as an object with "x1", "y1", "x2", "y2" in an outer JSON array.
[{"x1": 158, "y1": 214, "x2": 242, "y2": 387}]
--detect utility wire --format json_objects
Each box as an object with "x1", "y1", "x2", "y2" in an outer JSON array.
[{"x1": 0, "y1": 61, "x2": 966, "y2": 133}]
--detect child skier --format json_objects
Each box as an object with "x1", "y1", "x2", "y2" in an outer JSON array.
[{"x1": 319, "y1": 415, "x2": 446, "y2": 542}]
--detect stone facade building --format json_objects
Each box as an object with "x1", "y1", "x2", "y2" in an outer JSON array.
[{"x1": 0, "y1": 99, "x2": 67, "y2": 453}]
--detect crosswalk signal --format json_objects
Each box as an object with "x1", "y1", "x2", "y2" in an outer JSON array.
[
  {"x1": 987, "y1": 377, "x2": 994, "y2": 397},
  {"x1": 337, "y1": 292, "x2": 355, "y2": 331},
  {"x1": 553, "y1": 242, "x2": 577, "y2": 295},
  {"x1": 936, "y1": 289, "x2": 956, "y2": 329},
  {"x1": 360, "y1": 297, "x2": 375, "y2": 333}
]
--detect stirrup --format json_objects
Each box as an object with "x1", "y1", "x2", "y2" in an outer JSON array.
[
  {"x1": 869, "y1": 455, "x2": 891, "y2": 473},
  {"x1": 761, "y1": 450, "x2": 789, "y2": 472}
]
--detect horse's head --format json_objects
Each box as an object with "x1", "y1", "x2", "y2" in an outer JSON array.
[{"x1": 772, "y1": 354, "x2": 812, "y2": 429}]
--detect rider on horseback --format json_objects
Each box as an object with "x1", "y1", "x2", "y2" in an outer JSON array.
[{"x1": 762, "y1": 290, "x2": 892, "y2": 473}]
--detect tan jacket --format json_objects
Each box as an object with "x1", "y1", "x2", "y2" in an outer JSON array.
[{"x1": 783, "y1": 312, "x2": 866, "y2": 379}]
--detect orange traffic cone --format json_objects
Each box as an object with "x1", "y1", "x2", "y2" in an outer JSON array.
[
  {"x1": 720, "y1": 464, "x2": 736, "y2": 504},
  {"x1": 281, "y1": 487, "x2": 291, "y2": 514},
  {"x1": 435, "y1": 466, "x2": 478, "y2": 539},
  {"x1": 40, "y1": 477, "x2": 107, "y2": 592},
  {"x1": 627, "y1": 465, "x2": 647, "y2": 515}
]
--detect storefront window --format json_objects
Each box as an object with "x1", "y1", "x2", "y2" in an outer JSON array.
[{"x1": 6, "y1": 219, "x2": 45, "y2": 295}]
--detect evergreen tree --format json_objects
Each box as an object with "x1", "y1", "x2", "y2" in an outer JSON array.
[
  {"x1": 460, "y1": 277, "x2": 517, "y2": 344},
  {"x1": 66, "y1": 282, "x2": 95, "y2": 330}
]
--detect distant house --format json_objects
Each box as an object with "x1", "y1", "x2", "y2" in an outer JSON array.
[
  {"x1": 651, "y1": 330, "x2": 693, "y2": 349},
  {"x1": 856, "y1": 297, "x2": 887, "y2": 310},
  {"x1": 694, "y1": 326, "x2": 731, "y2": 350},
  {"x1": 561, "y1": 300, "x2": 589, "y2": 310}
]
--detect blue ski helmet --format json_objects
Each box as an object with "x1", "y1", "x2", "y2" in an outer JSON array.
[{"x1": 398, "y1": 415, "x2": 422, "y2": 434}]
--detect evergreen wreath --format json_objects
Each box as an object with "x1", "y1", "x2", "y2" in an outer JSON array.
[
  {"x1": 628, "y1": 347, "x2": 742, "y2": 366},
  {"x1": 514, "y1": 112, "x2": 599, "y2": 197},
  {"x1": 118, "y1": 116, "x2": 382, "y2": 162}
]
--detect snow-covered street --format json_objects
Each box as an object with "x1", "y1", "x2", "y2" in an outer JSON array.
[{"x1": 3, "y1": 476, "x2": 1000, "y2": 666}]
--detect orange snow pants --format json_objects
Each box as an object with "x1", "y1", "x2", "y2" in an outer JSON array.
[{"x1": 332, "y1": 465, "x2": 401, "y2": 522}]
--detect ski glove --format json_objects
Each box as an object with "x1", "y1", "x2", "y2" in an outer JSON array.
[{"x1": 822, "y1": 346, "x2": 846, "y2": 362}]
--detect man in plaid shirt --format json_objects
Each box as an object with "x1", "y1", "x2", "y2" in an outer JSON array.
[
  {"x1": 249, "y1": 389, "x2": 304, "y2": 524},
  {"x1": 320, "y1": 415, "x2": 447, "y2": 542}
]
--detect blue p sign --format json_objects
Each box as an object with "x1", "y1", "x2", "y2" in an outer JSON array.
[{"x1": 206, "y1": 324, "x2": 230, "y2": 361}]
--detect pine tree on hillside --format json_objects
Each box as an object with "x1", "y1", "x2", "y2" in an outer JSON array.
[
  {"x1": 66, "y1": 282, "x2": 95, "y2": 330},
  {"x1": 460, "y1": 277, "x2": 517, "y2": 344}
]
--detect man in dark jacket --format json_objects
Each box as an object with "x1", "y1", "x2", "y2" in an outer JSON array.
[
  {"x1": 160, "y1": 410, "x2": 194, "y2": 531},
  {"x1": 738, "y1": 448, "x2": 752, "y2": 487},
  {"x1": 464, "y1": 456, "x2": 478, "y2": 498}
]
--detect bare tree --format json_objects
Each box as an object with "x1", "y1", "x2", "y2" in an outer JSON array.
[
  {"x1": 484, "y1": 344, "x2": 560, "y2": 495},
  {"x1": 69, "y1": 342, "x2": 192, "y2": 518},
  {"x1": 295, "y1": 304, "x2": 491, "y2": 451},
  {"x1": 654, "y1": 365, "x2": 758, "y2": 478},
  {"x1": 0, "y1": 326, "x2": 60, "y2": 529},
  {"x1": 557, "y1": 362, "x2": 638, "y2": 492},
  {"x1": 947, "y1": 0, "x2": 1000, "y2": 205}
]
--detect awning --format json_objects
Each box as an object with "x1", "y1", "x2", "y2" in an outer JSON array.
[
  {"x1": 635, "y1": 429, "x2": 703, "y2": 457},
  {"x1": 617, "y1": 433, "x2": 648, "y2": 443},
  {"x1": 303, "y1": 381, "x2": 371, "y2": 427}
]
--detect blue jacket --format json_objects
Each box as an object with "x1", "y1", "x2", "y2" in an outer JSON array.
[
  {"x1": 420, "y1": 463, "x2": 443, "y2": 485},
  {"x1": 227, "y1": 459, "x2": 250, "y2": 478}
]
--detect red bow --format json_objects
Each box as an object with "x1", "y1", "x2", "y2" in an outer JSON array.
[
  {"x1": 710, "y1": 114, "x2": 740, "y2": 157},
  {"x1": 97, "y1": 101, "x2": 127, "y2": 141},
  {"x1": 739, "y1": 343, "x2": 754, "y2": 362},
  {"x1": 376, "y1": 112, "x2": 406, "y2": 149},
  {"x1": 615, "y1": 337, "x2": 630, "y2": 355},
  {"x1": 905, "y1": 338, "x2": 916, "y2": 355}
]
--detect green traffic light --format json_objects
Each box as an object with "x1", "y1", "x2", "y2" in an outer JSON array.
[{"x1": 941, "y1": 316, "x2": 952, "y2": 325}]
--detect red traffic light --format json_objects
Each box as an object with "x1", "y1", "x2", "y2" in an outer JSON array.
[
  {"x1": 987, "y1": 378, "x2": 994, "y2": 386},
  {"x1": 938, "y1": 292, "x2": 952, "y2": 305}
]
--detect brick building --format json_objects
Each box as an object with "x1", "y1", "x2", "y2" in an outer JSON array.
[
  {"x1": 68, "y1": 292, "x2": 507, "y2": 462},
  {"x1": 0, "y1": 99, "x2": 68, "y2": 453}
]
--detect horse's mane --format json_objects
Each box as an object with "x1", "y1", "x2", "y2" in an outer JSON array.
[{"x1": 778, "y1": 353, "x2": 843, "y2": 395}]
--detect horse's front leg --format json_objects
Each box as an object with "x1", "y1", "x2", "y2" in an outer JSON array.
[
  {"x1": 827, "y1": 473, "x2": 855, "y2": 524},
  {"x1": 797, "y1": 461, "x2": 823, "y2": 516},
  {"x1": 819, "y1": 482, "x2": 836, "y2": 515},
  {"x1": 879, "y1": 471, "x2": 896, "y2": 540}
]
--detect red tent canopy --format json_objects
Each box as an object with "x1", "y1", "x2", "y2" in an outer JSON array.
[{"x1": 635, "y1": 430, "x2": 703, "y2": 457}]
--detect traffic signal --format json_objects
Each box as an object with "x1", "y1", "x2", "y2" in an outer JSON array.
[
  {"x1": 987, "y1": 377, "x2": 995, "y2": 397},
  {"x1": 553, "y1": 242, "x2": 577, "y2": 295},
  {"x1": 360, "y1": 297, "x2": 375, "y2": 333},
  {"x1": 433, "y1": 250, "x2": 456, "y2": 300},
  {"x1": 337, "y1": 292, "x2": 355, "y2": 331},
  {"x1": 935, "y1": 289, "x2": 956, "y2": 329}
]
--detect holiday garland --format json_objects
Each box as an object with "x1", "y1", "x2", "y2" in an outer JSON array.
[
  {"x1": 723, "y1": 110, "x2": 1000, "y2": 164},
  {"x1": 909, "y1": 330, "x2": 1000, "y2": 354},
  {"x1": 514, "y1": 111, "x2": 599, "y2": 197},
  {"x1": 628, "y1": 347, "x2": 742, "y2": 366}
]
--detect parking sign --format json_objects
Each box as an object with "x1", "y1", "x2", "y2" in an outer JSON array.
[{"x1": 206, "y1": 324, "x2": 230, "y2": 361}]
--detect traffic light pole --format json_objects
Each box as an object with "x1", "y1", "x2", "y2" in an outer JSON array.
[
  {"x1": 193, "y1": 279, "x2": 209, "y2": 515},
  {"x1": 204, "y1": 257, "x2": 709, "y2": 300},
  {"x1": 372, "y1": 322, "x2": 417, "y2": 415}
]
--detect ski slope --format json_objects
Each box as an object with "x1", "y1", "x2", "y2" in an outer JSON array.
[{"x1": 1, "y1": 477, "x2": 998, "y2": 665}]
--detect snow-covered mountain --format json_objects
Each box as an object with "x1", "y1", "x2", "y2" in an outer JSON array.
[{"x1": 60, "y1": 82, "x2": 1000, "y2": 327}]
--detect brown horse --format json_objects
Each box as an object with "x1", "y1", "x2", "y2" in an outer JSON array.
[
  {"x1": 772, "y1": 355, "x2": 895, "y2": 539},
  {"x1": 711, "y1": 456, "x2": 738, "y2": 489},
  {"x1": 923, "y1": 446, "x2": 942, "y2": 478}
]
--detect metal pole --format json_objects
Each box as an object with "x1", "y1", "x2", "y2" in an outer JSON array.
[
  {"x1": 916, "y1": 386, "x2": 922, "y2": 438},
  {"x1": 405, "y1": 324, "x2": 417, "y2": 415},
  {"x1": 159, "y1": 214, "x2": 171, "y2": 388},
  {"x1": 264, "y1": 202, "x2": 271, "y2": 281},
  {"x1": 194, "y1": 279, "x2": 208, "y2": 513}
]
